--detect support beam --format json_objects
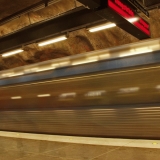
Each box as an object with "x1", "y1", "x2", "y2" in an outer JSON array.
[
  {"x1": 77, "y1": 0, "x2": 101, "y2": 9},
  {"x1": 0, "y1": 7, "x2": 105, "y2": 54}
]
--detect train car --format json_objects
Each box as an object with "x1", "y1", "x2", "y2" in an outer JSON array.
[{"x1": 0, "y1": 38, "x2": 160, "y2": 138}]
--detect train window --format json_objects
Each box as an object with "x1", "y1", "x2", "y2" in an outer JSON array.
[
  {"x1": 118, "y1": 87, "x2": 140, "y2": 94},
  {"x1": 59, "y1": 92, "x2": 76, "y2": 100},
  {"x1": 85, "y1": 90, "x2": 106, "y2": 97}
]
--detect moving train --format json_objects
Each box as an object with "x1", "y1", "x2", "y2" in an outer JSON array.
[{"x1": 0, "y1": 38, "x2": 160, "y2": 139}]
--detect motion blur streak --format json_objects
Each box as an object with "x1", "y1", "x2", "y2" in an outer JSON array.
[{"x1": 1, "y1": 64, "x2": 160, "y2": 139}]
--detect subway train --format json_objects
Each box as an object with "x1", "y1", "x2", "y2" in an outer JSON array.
[{"x1": 0, "y1": 38, "x2": 160, "y2": 139}]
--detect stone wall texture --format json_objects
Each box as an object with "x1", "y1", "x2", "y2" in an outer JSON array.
[{"x1": 0, "y1": 0, "x2": 159, "y2": 70}]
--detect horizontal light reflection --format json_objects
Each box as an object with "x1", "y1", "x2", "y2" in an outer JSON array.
[
  {"x1": 72, "y1": 57, "x2": 98, "y2": 65},
  {"x1": 118, "y1": 87, "x2": 140, "y2": 94},
  {"x1": 85, "y1": 90, "x2": 106, "y2": 97},
  {"x1": 59, "y1": 92, "x2": 76, "y2": 98},
  {"x1": 156, "y1": 85, "x2": 160, "y2": 90},
  {"x1": 11, "y1": 96, "x2": 22, "y2": 99},
  {"x1": 120, "y1": 48, "x2": 153, "y2": 57},
  {"x1": 36, "y1": 67, "x2": 55, "y2": 72},
  {"x1": 37, "y1": 94, "x2": 51, "y2": 97},
  {"x1": 2, "y1": 73, "x2": 14, "y2": 77},
  {"x1": 9, "y1": 72, "x2": 24, "y2": 77}
]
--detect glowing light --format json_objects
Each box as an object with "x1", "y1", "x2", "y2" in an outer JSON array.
[
  {"x1": 120, "y1": 48, "x2": 153, "y2": 57},
  {"x1": 36, "y1": 67, "x2": 55, "y2": 72},
  {"x1": 156, "y1": 85, "x2": 160, "y2": 90},
  {"x1": 2, "y1": 49, "x2": 24, "y2": 57},
  {"x1": 11, "y1": 96, "x2": 22, "y2": 99},
  {"x1": 127, "y1": 17, "x2": 139, "y2": 23},
  {"x1": 38, "y1": 35, "x2": 67, "y2": 47},
  {"x1": 72, "y1": 57, "x2": 98, "y2": 65},
  {"x1": 88, "y1": 23, "x2": 116, "y2": 32},
  {"x1": 59, "y1": 92, "x2": 76, "y2": 98},
  {"x1": 37, "y1": 94, "x2": 51, "y2": 97},
  {"x1": 108, "y1": 0, "x2": 150, "y2": 35},
  {"x1": 9, "y1": 72, "x2": 24, "y2": 77},
  {"x1": 152, "y1": 142, "x2": 158, "y2": 145},
  {"x1": 118, "y1": 87, "x2": 140, "y2": 94},
  {"x1": 85, "y1": 90, "x2": 106, "y2": 97}
]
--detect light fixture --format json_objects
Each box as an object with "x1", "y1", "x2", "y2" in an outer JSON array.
[
  {"x1": 38, "y1": 35, "x2": 67, "y2": 47},
  {"x1": 88, "y1": 22, "x2": 116, "y2": 32},
  {"x1": 127, "y1": 17, "x2": 139, "y2": 23},
  {"x1": 2, "y1": 49, "x2": 24, "y2": 57}
]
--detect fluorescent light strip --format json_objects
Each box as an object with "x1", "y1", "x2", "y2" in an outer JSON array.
[
  {"x1": 88, "y1": 23, "x2": 116, "y2": 32},
  {"x1": 2, "y1": 49, "x2": 24, "y2": 57},
  {"x1": 38, "y1": 35, "x2": 67, "y2": 47},
  {"x1": 11, "y1": 96, "x2": 22, "y2": 99},
  {"x1": 127, "y1": 17, "x2": 139, "y2": 23},
  {"x1": 37, "y1": 94, "x2": 51, "y2": 97}
]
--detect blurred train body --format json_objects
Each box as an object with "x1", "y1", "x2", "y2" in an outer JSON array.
[{"x1": 0, "y1": 38, "x2": 160, "y2": 138}]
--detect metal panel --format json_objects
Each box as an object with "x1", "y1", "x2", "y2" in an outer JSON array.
[
  {"x1": 0, "y1": 104, "x2": 160, "y2": 139},
  {"x1": 1, "y1": 65, "x2": 160, "y2": 138},
  {"x1": 0, "y1": 50, "x2": 159, "y2": 86},
  {"x1": 77, "y1": 0, "x2": 101, "y2": 9}
]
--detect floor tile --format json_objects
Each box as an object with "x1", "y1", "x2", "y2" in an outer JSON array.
[
  {"x1": 92, "y1": 147, "x2": 160, "y2": 160},
  {"x1": 45, "y1": 143, "x2": 116, "y2": 160}
]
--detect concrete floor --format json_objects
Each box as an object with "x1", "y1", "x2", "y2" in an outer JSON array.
[{"x1": 0, "y1": 131, "x2": 160, "y2": 160}]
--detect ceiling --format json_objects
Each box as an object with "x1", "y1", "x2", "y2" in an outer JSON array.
[
  {"x1": 0, "y1": 0, "x2": 159, "y2": 21},
  {"x1": 0, "y1": 0, "x2": 41, "y2": 20},
  {"x1": 0, "y1": 0, "x2": 159, "y2": 70},
  {"x1": 138, "y1": 0, "x2": 160, "y2": 7}
]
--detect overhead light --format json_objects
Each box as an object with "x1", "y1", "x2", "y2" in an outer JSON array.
[
  {"x1": 127, "y1": 17, "x2": 139, "y2": 23},
  {"x1": 88, "y1": 22, "x2": 116, "y2": 32},
  {"x1": 38, "y1": 35, "x2": 67, "y2": 47},
  {"x1": 2, "y1": 49, "x2": 24, "y2": 57}
]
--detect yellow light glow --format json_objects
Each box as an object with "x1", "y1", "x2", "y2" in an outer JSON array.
[
  {"x1": 2, "y1": 49, "x2": 24, "y2": 57},
  {"x1": 38, "y1": 35, "x2": 67, "y2": 47},
  {"x1": 88, "y1": 23, "x2": 116, "y2": 32}
]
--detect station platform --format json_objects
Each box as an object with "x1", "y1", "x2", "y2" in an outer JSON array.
[{"x1": 0, "y1": 131, "x2": 160, "y2": 160}]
